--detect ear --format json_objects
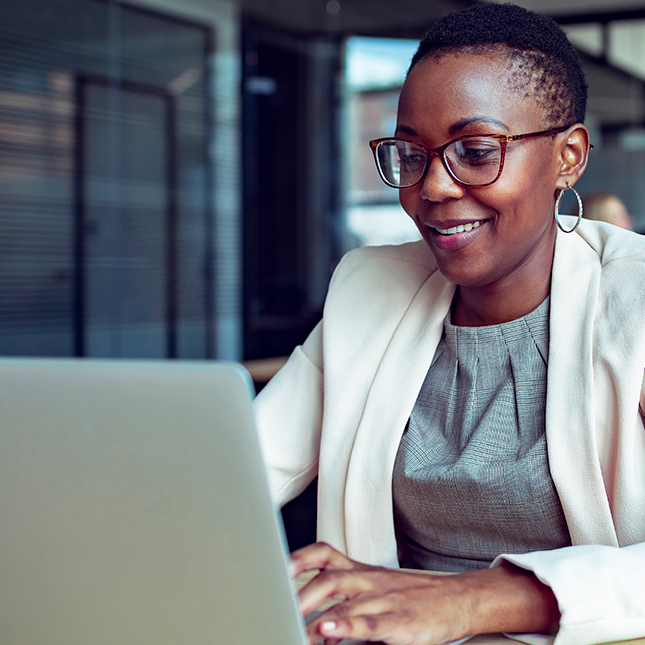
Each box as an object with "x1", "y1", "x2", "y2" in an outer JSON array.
[{"x1": 554, "y1": 124, "x2": 591, "y2": 190}]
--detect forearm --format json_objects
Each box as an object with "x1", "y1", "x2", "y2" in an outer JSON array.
[{"x1": 462, "y1": 563, "x2": 560, "y2": 637}]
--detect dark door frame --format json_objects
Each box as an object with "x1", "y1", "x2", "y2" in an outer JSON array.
[{"x1": 73, "y1": 73, "x2": 178, "y2": 358}]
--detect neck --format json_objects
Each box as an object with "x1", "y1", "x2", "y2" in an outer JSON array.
[
  {"x1": 452, "y1": 280, "x2": 550, "y2": 326},
  {"x1": 451, "y1": 239, "x2": 555, "y2": 327}
]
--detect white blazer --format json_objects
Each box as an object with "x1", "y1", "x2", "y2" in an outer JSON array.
[{"x1": 254, "y1": 218, "x2": 645, "y2": 645}]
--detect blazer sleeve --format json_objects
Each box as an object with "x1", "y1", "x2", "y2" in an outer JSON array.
[
  {"x1": 252, "y1": 321, "x2": 324, "y2": 508},
  {"x1": 492, "y1": 542, "x2": 645, "y2": 645}
]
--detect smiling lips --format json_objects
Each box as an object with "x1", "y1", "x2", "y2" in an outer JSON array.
[
  {"x1": 433, "y1": 219, "x2": 486, "y2": 236},
  {"x1": 424, "y1": 218, "x2": 490, "y2": 252}
]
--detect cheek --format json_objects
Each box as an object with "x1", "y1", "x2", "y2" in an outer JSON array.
[
  {"x1": 464, "y1": 178, "x2": 526, "y2": 221},
  {"x1": 501, "y1": 150, "x2": 557, "y2": 205},
  {"x1": 479, "y1": 161, "x2": 556, "y2": 224},
  {"x1": 398, "y1": 189, "x2": 419, "y2": 220}
]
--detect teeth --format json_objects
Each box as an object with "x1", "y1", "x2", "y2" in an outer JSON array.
[{"x1": 435, "y1": 220, "x2": 483, "y2": 235}]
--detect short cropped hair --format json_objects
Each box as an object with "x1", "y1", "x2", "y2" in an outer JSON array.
[{"x1": 408, "y1": 3, "x2": 587, "y2": 127}]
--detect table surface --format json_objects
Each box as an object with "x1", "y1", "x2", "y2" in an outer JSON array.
[
  {"x1": 295, "y1": 570, "x2": 645, "y2": 645},
  {"x1": 241, "y1": 356, "x2": 287, "y2": 384}
]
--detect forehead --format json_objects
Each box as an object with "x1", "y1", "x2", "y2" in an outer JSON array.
[{"x1": 397, "y1": 51, "x2": 546, "y2": 140}]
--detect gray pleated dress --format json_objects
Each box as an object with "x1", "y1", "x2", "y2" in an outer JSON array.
[{"x1": 392, "y1": 296, "x2": 571, "y2": 572}]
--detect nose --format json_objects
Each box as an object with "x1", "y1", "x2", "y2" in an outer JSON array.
[{"x1": 419, "y1": 153, "x2": 465, "y2": 202}]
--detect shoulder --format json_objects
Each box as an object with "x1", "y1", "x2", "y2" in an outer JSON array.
[
  {"x1": 574, "y1": 219, "x2": 645, "y2": 268},
  {"x1": 569, "y1": 221, "x2": 645, "y2": 335}
]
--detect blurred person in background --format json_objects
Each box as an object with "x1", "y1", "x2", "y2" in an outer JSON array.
[{"x1": 582, "y1": 191, "x2": 634, "y2": 230}]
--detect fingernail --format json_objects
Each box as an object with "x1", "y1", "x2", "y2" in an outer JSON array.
[{"x1": 320, "y1": 620, "x2": 337, "y2": 633}]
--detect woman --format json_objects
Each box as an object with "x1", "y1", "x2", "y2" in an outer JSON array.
[
  {"x1": 255, "y1": 5, "x2": 645, "y2": 645},
  {"x1": 582, "y1": 191, "x2": 634, "y2": 230}
]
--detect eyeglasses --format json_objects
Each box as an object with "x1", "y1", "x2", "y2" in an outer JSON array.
[{"x1": 369, "y1": 126, "x2": 572, "y2": 189}]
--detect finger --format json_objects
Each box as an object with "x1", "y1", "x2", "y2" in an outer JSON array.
[
  {"x1": 307, "y1": 586, "x2": 388, "y2": 621},
  {"x1": 307, "y1": 631, "x2": 339, "y2": 645},
  {"x1": 306, "y1": 626, "x2": 340, "y2": 645},
  {"x1": 314, "y1": 613, "x2": 401, "y2": 645},
  {"x1": 315, "y1": 611, "x2": 468, "y2": 645},
  {"x1": 305, "y1": 594, "x2": 392, "y2": 645},
  {"x1": 299, "y1": 569, "x2": 380, "y2": 615},
  {"x1": 298, "y1": 571, "x2": 362, "y2": 616},
  {"x1": 291, "y1": 542, "x2": 356, "y2": 577}
]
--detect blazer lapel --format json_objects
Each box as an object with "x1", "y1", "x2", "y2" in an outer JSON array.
[
  {"x1": 344, "y1": 269, "x2": 455, "y2": 565},
  {"x1": 547, "y1": 228, "x2": 619, "y2": 546}
]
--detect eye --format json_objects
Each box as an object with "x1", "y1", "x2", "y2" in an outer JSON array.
[
  {"x1": 400, "y1": 151, "x2": 426, "y2": 166},
  {"x1": 452, "y1": 138, "x2": 501, "y2": 166},
  {"x1": 394, "y1": 142, "x2": 426, "y2": 168}
]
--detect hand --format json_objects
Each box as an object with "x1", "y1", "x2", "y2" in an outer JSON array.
[{"x1": 292, "y1": 542, "x2": 560, "y2": 645}]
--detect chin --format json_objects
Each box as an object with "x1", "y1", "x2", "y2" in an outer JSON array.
[{"x1": 435, "y1": 263, "x2": 483, "y2": 288}]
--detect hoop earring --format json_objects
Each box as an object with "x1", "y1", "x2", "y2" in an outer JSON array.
[{"x1": 554, "y1": 183, "x2": 583, "y2": 233}]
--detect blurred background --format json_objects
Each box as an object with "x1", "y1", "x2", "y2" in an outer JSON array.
[{"x1": 2, "y1": 0, "x2": 645, "y2": 365}]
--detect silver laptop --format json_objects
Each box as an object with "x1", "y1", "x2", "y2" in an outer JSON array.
[{"x1": 0, "y1": 357, "x2": 323, "y2": 645}]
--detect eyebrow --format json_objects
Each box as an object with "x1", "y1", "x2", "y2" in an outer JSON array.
[
  {"x1": 395, "y1": 116, "x2": 511, "y2": 138},
  {"x1": 394, "y1": 124, "x2": 419, "y2": 137},
  {"x1": 448, "y1": 116, "x2": 510, "y2": 134}
]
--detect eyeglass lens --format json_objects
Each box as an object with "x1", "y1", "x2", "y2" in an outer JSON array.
[{"x1": 376, "y1": 138, "x2": 503, "y2": 187}]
